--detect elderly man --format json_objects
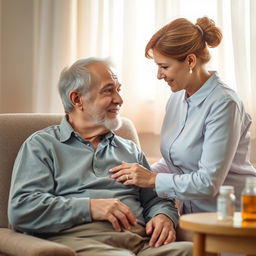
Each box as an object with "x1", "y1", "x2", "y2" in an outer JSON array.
[{"x1": 8, "y1": 58, "x2": 192, "y2": 256}]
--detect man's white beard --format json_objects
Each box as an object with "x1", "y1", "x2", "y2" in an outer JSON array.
[
  {"x1": 94, "y1": 115, "x2": 122, "y2": 131},
  {"x1": 103, "y1": 115, "x2": 122, "y2": 131}
]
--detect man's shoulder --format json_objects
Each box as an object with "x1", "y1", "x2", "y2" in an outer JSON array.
[{"x1": 26, "y1": 124, "x2": 62, "y2": 144}]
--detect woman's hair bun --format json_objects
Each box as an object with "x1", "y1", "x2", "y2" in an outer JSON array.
[{"x1": 196, "y1": 17, "x2": 222, "y2": 48}]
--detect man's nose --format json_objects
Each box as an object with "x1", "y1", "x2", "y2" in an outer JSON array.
[{"x1": 113, "y1": 91, "x2": 123, "y2": 105}]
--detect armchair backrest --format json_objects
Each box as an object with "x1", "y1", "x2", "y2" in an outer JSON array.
[{"x1": 0, "y1": 114, "x2": 140, "y2": 228}]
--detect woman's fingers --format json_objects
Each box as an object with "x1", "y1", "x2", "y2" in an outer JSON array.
[{"x1": 109, "y1": 162, "x2": 156, "y2": 188}]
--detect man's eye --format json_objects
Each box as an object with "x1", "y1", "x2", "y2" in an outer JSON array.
[
  {"x1": 103, "y1": 89, "x2": 113, "y2": 94},
  {"x1": 162, "y1": 66, "x2": 168, "y2": 70}
]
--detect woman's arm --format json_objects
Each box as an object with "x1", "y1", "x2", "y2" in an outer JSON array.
[{"x1": 110, "y1": 99, "x2": 244, "y2": 201}]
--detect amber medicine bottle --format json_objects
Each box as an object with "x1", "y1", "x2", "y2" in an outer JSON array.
[{"x1": 241, "y1": 177, "x2": 256, "y2": 221}]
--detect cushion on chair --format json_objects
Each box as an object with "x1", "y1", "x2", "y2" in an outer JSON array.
[{"x1": 0, "y1": 228, "x2": 76, "y2": 256}]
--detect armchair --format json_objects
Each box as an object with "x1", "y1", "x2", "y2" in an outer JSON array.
[{"x1": 0, "y1": 113, "x2": 140, "y2": 256}]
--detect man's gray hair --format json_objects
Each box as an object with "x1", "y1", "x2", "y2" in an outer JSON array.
[{"x1": 58, "y1": 57, "x2": 110, "y2": 113}]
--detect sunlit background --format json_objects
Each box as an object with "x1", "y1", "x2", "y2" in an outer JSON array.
[{"x1": 0, "y1": 0, "x2": 255, "y2": 162}]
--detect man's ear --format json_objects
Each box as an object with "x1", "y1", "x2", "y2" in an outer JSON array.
[
  {"x1": 186, "y1": 54, "x2": 197, "y2": 69},
  {"x1": 69, "y1": 90, "x2": 84, "y2": 110}
]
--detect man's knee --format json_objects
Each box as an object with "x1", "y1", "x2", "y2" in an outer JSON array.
[
  {"x1": 138, "y1": 241, "x2": 193, "y2": 256},
  {"x1": 171, "y1": 241, "x2": 193, "y2": 256},
  {"x1": 77, "y1": 249, "x2": 135, "y2": 256}
]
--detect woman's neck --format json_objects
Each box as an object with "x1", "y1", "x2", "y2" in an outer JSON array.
[{"x1": 186, "y1": 69, "x2": 211, "y2": 97}]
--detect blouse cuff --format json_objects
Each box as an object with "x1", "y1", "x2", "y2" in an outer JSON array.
[{"x1": 156, "y1": 173, "x2": 176, "y2": 199}]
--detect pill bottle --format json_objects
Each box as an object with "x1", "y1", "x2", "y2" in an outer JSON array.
[{"x1": 217, "y1": 185, "x2": 235, "y2": 220}]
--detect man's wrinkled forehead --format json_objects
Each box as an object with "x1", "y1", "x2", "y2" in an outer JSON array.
[
  {"x1": 109, "y1": 68, "x2": 118, "y2": 82},
  {"x1": 87, "y1": 62, "x2": 118, "y2": 84}
]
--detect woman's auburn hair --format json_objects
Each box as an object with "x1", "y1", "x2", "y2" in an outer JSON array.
[{"x1": 145, "y1": 17, "x2": 222, "y2": 64}]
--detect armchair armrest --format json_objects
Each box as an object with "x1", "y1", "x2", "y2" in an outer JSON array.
[{"x1": 0, "y1": 228, "x2": 76, "y2": 256}]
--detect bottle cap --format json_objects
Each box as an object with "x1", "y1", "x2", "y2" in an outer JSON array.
[{"x1": 219, "y1": 185, "x2": 234, "y2": 194}]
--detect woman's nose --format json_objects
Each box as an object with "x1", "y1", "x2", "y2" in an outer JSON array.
[{"x1": 157, "y1": 68, "x2": 165, "y2": 80}]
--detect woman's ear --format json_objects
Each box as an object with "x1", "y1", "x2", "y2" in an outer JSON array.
[
  {"x1": 186, "y1": 54, "x2": 197, "y2": 69},
  {"x1": 69, "y1": 90, "x2": 84, "y2": 110}
]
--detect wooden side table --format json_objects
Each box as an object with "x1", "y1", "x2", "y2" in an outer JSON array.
[{"x1": 179, "y1": 212, "x2": 256, "y2": 256}]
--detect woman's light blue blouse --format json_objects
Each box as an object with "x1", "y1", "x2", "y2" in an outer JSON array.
[{"x1": 152, "y1": 72, "x2": 256, "y2": 214}]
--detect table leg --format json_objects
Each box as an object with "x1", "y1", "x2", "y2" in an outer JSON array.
[{"x1": 193, "y1": 233, "x2": 205, "y2": 256}]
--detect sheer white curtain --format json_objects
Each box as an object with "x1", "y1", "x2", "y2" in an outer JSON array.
[
  {"x1": 229, "y1": 0, "x2": 256, "y2": 139},
  {"x1": 33, "y1": 0, "x2": 77, "y2": 113},
  {"x1": 33, "y1": 0, "x2": 256, "y2": 138}
]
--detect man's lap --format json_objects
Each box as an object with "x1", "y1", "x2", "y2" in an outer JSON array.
[{"x1": 46, "y1": 222, "x2": 192, "y2": 256}]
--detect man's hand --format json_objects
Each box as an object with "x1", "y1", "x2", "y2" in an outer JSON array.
[
  {"x1": 146, "y1": 214, "x2": 176, "y2": 247},
  {"x1": 90, "y1": 199, "x2": 137, "y2": 232}
]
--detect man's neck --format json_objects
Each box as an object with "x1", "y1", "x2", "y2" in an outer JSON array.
[{"x1": 67, "y1": 114, "x2": 109, "y2": 148}]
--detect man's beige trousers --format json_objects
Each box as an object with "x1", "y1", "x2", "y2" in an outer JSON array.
[{"x1": 47, "y1": 222, "x2": 192, "y2": 256}]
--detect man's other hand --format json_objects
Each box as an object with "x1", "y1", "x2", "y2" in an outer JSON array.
[
  {"x1": 90, "y1": 199, "x2": 137, "y2": 232},
  {"x1": 146, "y1": 214, "x2": 176, "y2": 247}
]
